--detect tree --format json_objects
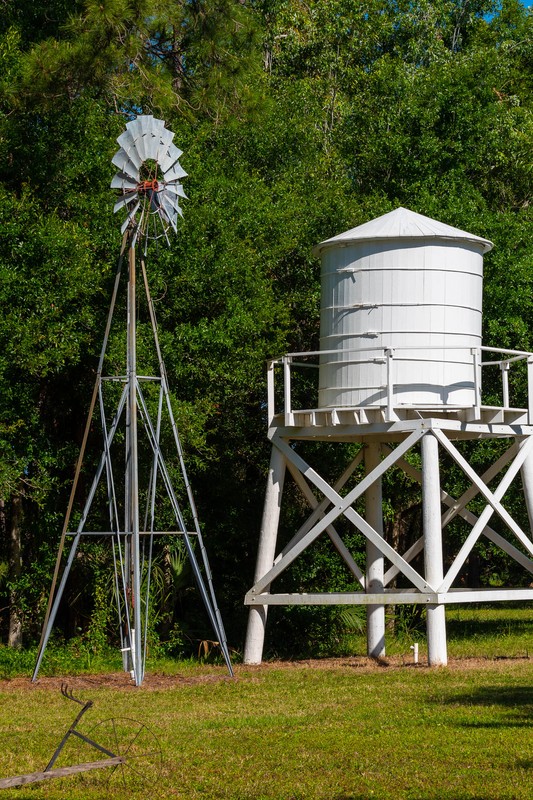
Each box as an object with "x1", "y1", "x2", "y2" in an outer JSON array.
[{"x1": 0, "y1": 0, "x2": 531, "y2": 654}]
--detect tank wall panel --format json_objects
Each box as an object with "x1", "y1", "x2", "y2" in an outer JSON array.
[{"x1": 318, "y1": 239, "x2": 485, "y2": 408}]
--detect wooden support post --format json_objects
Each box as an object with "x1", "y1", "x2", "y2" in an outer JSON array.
[
  {"x1": 421, "y1": 431, "x2": 447, "y2": 666},
  {"x1": 519, "y1": 436, "x2": 533, "y2": 535},
  {"x1": 244, "y1": 446, "x2": 286, "y2": 664},
  {"x1": 365, "y1": 442, "x2": 385, "y2": 657}
]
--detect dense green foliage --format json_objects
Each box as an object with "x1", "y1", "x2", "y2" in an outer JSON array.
[{"x1": 0, "y1": 1, "x2": 531, "y2": 658}]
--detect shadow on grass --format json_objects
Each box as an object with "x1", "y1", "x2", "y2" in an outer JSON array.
[
  {"x1": 442, "y1": 684, "x2": 533, "y2": 728},
  {"x1": 331, "y1": 795, "x2": 496, "y2": 800},
  {"x1": 446, "y1": 615, "x2": 533, "y2": 639},
  {"x1": 408, "y1": 796, "x2": 493, "y2": 800}
]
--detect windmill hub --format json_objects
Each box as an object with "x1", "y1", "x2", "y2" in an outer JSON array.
[{"x1": 137, "y1": 179, "x2": 160, "y2": 194}]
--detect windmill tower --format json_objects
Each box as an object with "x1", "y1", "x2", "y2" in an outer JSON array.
[
  {"x1": 244, "y1": 207, "x2": 533, "y2": 666},
  {"x1": 33, "y1": 116, "x2": 233, "y2": 685}
]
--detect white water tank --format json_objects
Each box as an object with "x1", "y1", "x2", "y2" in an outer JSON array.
[{"x1": 314, "y1": 208, "x2": 493, "y2": 409}]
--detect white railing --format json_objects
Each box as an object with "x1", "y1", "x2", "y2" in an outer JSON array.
[{"x1": 266, "y1": 345, "x2": 533, "y2": 426}]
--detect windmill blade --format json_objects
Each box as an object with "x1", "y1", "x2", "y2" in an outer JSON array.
[
  {"x1": 117, "y1": 130, "x2": 143, "y2": 170},
  {"x1": 167, "y1": 214, "x2": 178, "y2": 234},
  {"x1": 144, "y1": 135, "x2": 158, "y2": 162},
  {"x1": 126, "y1": 116, "x2": 143, "y2": 140},
  {"x1": 162, "y1": 192, "x2": 184, "y2": 219},
  {"x1": 163, "y1": 163, "x2": 187, "y2": 182},
  {"x1": 136, "y1": 115, "x2": 155, "y2": 162},
  {"x1": 112, "y1": 149, "x2": 140, "y2": 181},
  {"x1": 165, "y1": 182, "x2": 188, "y2": 200},
  {"x1": 162, "y1": 193, "x2": 182, "y2": 216},
  {"x1": 151, "y1": 117, "x2": 165, "y2": 139},
  {"x1": 152, "y1": 195, "x2": 172, "y2": 226},
  {"x1": 154, "y1": 194, "x2": 170, "y2": 223},
  {"x1": 135, "y1": 134, "x2": 147, "y2": 163},
  {"x1": 110, "y1": 171, "x2": 138, "y2": 191},
  {"x1": 159, "y1": 143, "x2": 183, "y2": 174},
  {"x1": 120, "y1": 201, "x2": 140, "y2": 234},
  {"x1": 161, "y1": 196, "x2": 179, "y2": 231},
  {"x1": 155, "y1": 128, "x2": 175, "y2": 163},
  {"x1": 139, "y1": 115, "x2": 154, "y2": 135},
  {"x1": 137, "y1": 114, "x2": 154, "y2": 161},
  {"x1": 114, "y1": 191, "x2": 138, "y2": 213},
  {"x1": 145, "y1": 118, "x2": 165, "y2": 160}
]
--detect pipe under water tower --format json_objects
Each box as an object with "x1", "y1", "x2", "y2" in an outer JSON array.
[{"x1": 244, "y1": 207, "x2": 533, "y2": 666}]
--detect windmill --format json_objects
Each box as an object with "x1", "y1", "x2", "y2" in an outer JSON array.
[{"x1": 33, "y1": 116, "x2": 233, "y2": 686}]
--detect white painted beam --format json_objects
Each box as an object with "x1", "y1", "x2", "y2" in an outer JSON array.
[{"x1": 245, "y1": 588, "x2": 533, "y2": 605}]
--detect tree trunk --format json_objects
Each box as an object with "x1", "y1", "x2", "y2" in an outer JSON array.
[{"x1": 8, "y1": 493, "x2": 23, "y2": 649}]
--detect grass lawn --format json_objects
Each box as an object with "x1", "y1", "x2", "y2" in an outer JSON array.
[{"x1": 0, "y1": 605, "x2": 531, "y2": 800}]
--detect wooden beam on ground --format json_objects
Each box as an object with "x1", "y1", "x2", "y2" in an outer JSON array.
[{"x1": 0, "y1": 757, "x2": 125, "y2": 789}]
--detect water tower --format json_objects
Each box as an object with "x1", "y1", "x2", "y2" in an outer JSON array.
[{"x1": 244, "y1": 207, "x2": 533, "y2": 666}]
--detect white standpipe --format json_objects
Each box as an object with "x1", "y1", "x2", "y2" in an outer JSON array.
[
  {"x1": 421, "y1": 431, "x2": 447, "y2": 666},
  {"x1": 130, "y1": 628, "x2": 136, "y2": 679},
  {"x1": 243, "y1": 446, "x2": 286, "y2": 664}
]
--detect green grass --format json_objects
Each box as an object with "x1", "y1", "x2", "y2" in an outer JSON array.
[
  {"x1": 0, "y1": 659, "x2": 531, "y2": 799},
  {"x1": 307, "y1": 603, "x2": 533, "y2": 662},
  {"x1": 446, "y1": 604, "x2": 532, "y2": 658},
  {"x1": 0, "y1": 606, "x2": 531, "y2": 799}
]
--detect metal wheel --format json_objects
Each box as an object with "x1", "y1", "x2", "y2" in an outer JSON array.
[{"x1": 77, "y1": 717, "x2": 162, "y2": 790}]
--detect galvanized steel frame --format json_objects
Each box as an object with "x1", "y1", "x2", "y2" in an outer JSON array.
[{"x1": 34, "y1": 230, "x2": 233, "y2": 685}]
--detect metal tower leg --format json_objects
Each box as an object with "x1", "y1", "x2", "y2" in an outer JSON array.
[
  {"x1": 138, "y1": 257, "x2": 233, "y2": 676},
  {"x1": 33, "y1": 236, "x2": 128, "y2": 682},
  {"x1": 243, "y1": 446, "x2": 286, "y2": 665},
  {"x1": 365, "y1": 442, "x2": 385, "y2": 657},
  {"x1": 421, "y1": 431, "x2": 447, "y2": 666},
  {"x1": 126, "y1": 244, "x2": 143, "y2": 686},
  {"x1": 32, "y1": 533, "x2": 82, "y2": 682}
]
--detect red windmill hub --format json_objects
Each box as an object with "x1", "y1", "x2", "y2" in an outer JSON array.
[{"x1": 137, "y1": 179, "x2": 160, "y2": 194}]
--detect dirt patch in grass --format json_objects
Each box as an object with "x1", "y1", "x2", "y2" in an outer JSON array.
[
  {"x1": 1, "y1": 654, "x2": 530, "y2": 692},
  {"x1": 240, "y1": 654, "x2": 532, "y2": 675},
  {"x1": 0, "y1": 671, "x2": 230, "y2": 691}
]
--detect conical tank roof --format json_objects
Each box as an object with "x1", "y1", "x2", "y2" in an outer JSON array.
[{"x1": 313, "y1": 207, "x2": 493, "y2": 256}]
